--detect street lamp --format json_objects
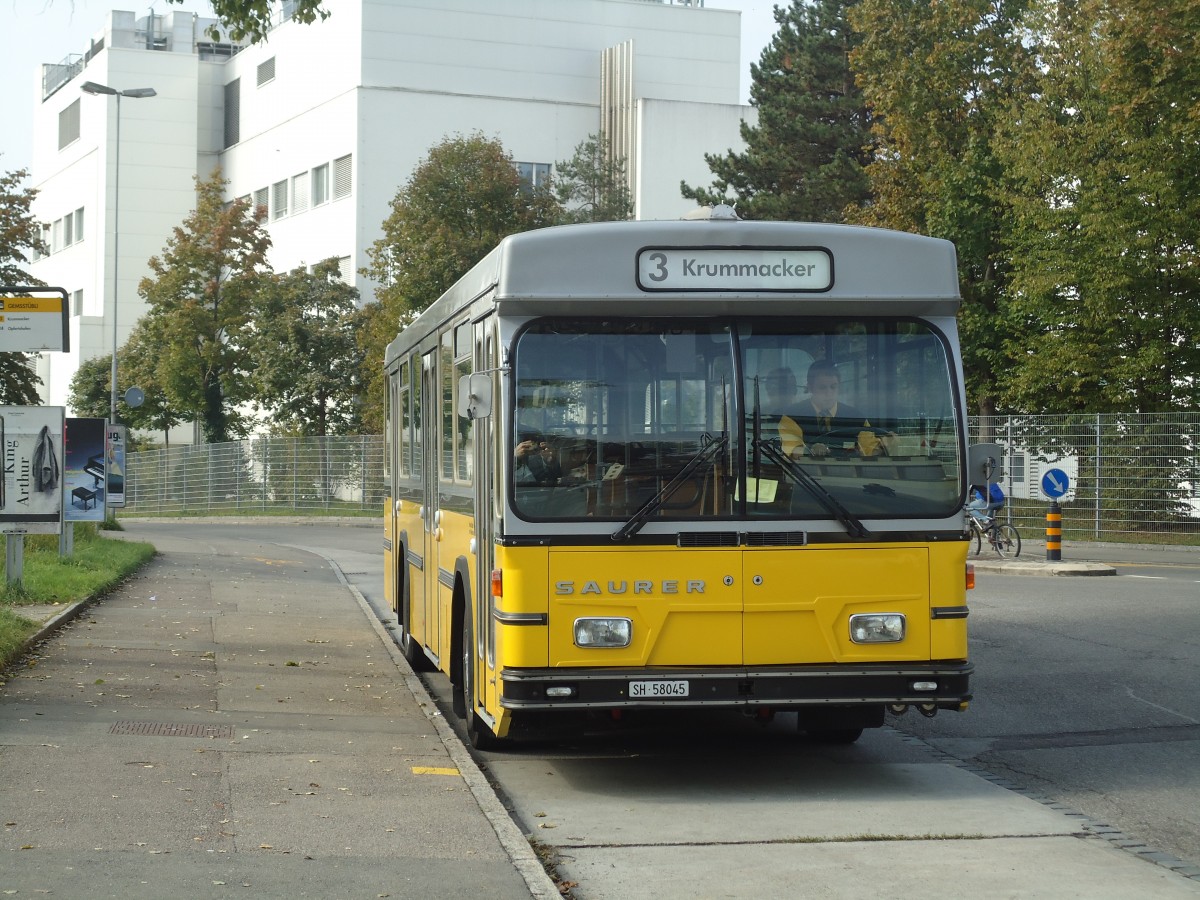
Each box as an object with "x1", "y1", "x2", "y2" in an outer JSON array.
[{"x1": 80, "y1": 81, "x2": 157, "y2": 425}]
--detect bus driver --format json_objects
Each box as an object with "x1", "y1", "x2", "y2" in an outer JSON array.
[{"x1": 774, "y1": 360, "x2": 887, "y2": 459}]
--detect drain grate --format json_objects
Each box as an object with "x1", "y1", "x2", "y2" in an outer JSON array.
[{"x1": 110, "y1": 721, "x2": 233, "y2": 738}]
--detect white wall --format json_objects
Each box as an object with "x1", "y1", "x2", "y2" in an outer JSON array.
[{"x1": 636, "y1": 97, "x2": 755, "y2": 220}]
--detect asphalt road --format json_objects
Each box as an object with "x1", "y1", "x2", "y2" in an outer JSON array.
[{"x1": 896, "y1": 555, "x2": 1200, "y2": 868}]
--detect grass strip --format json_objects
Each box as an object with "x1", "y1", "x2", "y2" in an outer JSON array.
[{"x1": 0, "y1": 524, "x2": 155, "y2": 672}]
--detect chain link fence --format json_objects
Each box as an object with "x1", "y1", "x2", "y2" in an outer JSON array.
[
  {"x1": 123, "y1": 418, "x2": 1200, "y2": 542},
  {"x1": 972, "y1": 413, "x2": 1200, "y2": 544},
  {"x1": 124, "y1": 435, "x2": 385, "y2": 516}
]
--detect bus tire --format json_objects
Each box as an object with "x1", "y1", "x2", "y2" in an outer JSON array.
[
  {"x1": 460, "y1": 601, "x2": 503, "y2": 751},
  {"x1": 805, "y1": 728, "x2": 864, "y2": 744},
  {"x1": 398, "y1": 565, "x2": 431, "y2": 672},
  {"x1": 798, "y1": 705, "x2": 879, "y2": 744}
]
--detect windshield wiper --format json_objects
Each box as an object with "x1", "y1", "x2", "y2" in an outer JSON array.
[
  {"x1": 754, "y1": 438, "x2": 871, "y2": 539},
  {"x1": 612, "y1": 433, "x2": 729, "y2": 541}
]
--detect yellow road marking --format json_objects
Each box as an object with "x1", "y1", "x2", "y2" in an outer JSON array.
[{"x1": 411, "y1": 766, "x2": 460, "y2": 776}]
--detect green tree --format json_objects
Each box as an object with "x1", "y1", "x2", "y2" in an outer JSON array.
[
  {"x1": 554, "y1": 134, "x2": 634, "y2": 223},
  {"x1": 137, "y1": 170, "x2": 272, "y2": 443},
  {"x1": 360, "y1": 133, "x2": 561, "y2": 429},
  {"x1": 252, "y1": 259, "x2": 363, "y2": 436},
  {"x1": 120, "y1": 321, "x2": 188, "y2": 444},
  {"x1": 65, "y1": 339, "x2": 182, "y2": 443},
  {"x1": 999, "y1": 0, "x2": 1200, "y2": 413},
  {"x1": 0, "y1": 166, "x2": 46, "y2": 405},
  {"x1": 65, "y1": 353, "x2": 112, "y2": 421},
  {"x1": 681, "y1": 0, "x2": 871, "y2": 222},
  {"x1": 848, "y1": 0, "x2": 1034, "y2": 421},
  {"x1": 167, "y1": 0, "x2": 329, "y2": 43}
]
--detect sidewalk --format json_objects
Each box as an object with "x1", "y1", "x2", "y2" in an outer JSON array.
[{"x1": 0, "y1": 527, "x2": 555, "y2": 899}]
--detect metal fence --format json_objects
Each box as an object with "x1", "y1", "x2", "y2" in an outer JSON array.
[
  {"x1": 124, "y1": 435, "x2": 385, "y2": 516},
  {"x1": 972, "y1": 413, "x2": 1200, "y2": 543},
  {"x1": 123, "y1": 417, "x2": 1200, "y2": 543}
]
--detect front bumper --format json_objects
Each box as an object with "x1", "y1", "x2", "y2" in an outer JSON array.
[{"x1": 500, "y1": 662, "x2": 972, "y2": 711}]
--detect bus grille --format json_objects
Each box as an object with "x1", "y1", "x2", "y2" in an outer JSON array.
[
  {"x1": 677, "y1": 532, "x2": 739, "y2": 547},
  {"x1": 745, "y1": 531, "x2": 808, "y2": 546}
]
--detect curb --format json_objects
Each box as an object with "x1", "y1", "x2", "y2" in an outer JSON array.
[
  {"x1": 971, "y1": 558, "x2": 1117, "y2": 576},
  {"x1": 324, "y1": 555, "x2": 563, "y2": 900}
]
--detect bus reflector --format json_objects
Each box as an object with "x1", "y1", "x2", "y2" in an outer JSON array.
[
  {"x1": 491, "y1": 568, "x2": 502, "y2": 598},
  {"x1": 966, "y1": 564, "x2": 975, "y2": 590}
]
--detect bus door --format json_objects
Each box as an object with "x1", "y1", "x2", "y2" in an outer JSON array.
[
  {"x1": 418, "y1": 349, "x2": 441, "y2": 663},
  {"x1": 474, "y1": 323, "x2": 499, "y2": 714}
]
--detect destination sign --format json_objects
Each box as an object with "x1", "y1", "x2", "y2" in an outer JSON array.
[{"x1": 636, "y1": 247, "x2": 832, "y2": 292}]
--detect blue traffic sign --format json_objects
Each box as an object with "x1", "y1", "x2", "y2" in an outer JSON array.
[{"x1": 1041, "y1": 468, "x2": 1070, "y2": 499}]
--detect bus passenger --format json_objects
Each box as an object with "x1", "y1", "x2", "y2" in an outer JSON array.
[{"x1": 779, "y1": 360, "x2": 886, "y2": 459}]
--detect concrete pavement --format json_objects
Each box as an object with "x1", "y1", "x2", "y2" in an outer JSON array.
[{"x1": 3, "y1": 522, "x2": 1199, "y2": 899}]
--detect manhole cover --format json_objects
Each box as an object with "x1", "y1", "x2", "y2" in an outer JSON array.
[{"x1": 110, "y1": 721, "x2": 233, "y2": 738}]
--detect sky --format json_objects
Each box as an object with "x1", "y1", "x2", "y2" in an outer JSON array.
[{"x1": 0, "y1": 0, "x2": 781, "y2": 176}]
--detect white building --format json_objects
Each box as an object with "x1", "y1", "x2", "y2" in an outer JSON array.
[{"x1": 27, "y1": 0, "x2": 756, "y2": 422}]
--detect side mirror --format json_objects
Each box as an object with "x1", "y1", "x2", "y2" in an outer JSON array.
[
  {"x1": 458, "y1": 373, "x2": 492, "y2": 420},
  {"x1": 967, "y1": 442, "x2": 1002, "y2": 484}
]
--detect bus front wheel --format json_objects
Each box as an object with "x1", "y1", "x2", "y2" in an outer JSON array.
[{"x1": 459, "y1": 602, "x2": 503, "y2": 751}]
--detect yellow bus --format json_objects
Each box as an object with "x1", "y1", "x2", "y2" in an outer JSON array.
[{"x1": 383, "y1": 209, "x2": 974, "y2": 749}]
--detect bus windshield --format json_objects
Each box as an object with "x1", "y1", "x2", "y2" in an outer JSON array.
[{"x1": 510, "y1": 317, "x2": 961, "y2": 523}]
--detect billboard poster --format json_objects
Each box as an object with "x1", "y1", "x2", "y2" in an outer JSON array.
[
  {"x1": 0, "y1": 406, "x2": 65, "y2": 534},
  {"x1": 106, "y1": 424, "x2": 126, "y2": 508},
  {"x1": 64, "y1": 417, "x2": 107, "y2": 522}
]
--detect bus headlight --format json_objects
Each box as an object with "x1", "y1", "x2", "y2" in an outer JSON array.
[
  {"x1": 849, "y1": 613, "x2": 905, "y2": 643},
  {"x1": 574, "y1": 617, "x2": 632, "y2": 648}
]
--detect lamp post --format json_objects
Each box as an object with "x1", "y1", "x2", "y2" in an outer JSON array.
[{"x1": 80, "y1": 81, "x2": 156, "y2": 425}]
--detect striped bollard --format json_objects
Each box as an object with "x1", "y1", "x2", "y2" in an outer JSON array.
[{"x1": 1046, "y1": 502, "x2": 1062, "y2": 561}]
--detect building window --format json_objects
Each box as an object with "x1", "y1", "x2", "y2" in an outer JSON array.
[
  {"x1": 257, "y1": 57, "x2": 276, "y2": 87},
  {"x1": 337, "y1": 256, "x2": 352, "y2": 281},
  {"x1": 224, "y1": 78, "x2": 241, "y2": 148},
  {"x1": 292, "y1": 171, "x2": 309, "y2": 214},
  {"x1": 52, "y1": 218, "x2": 64, "y2": 253},
  {"x1": 253, "y1": 187, "x2": 269, "y2": 218},
  {"x1": 63, "y1": 213, "x2": 73, "y2": 246},
  {"x1": 59, "y1": 99, "x2": 81, "y2": 150},
  {"x1": 515, "y1": 161, "x2": 551, "y2": 190},
  {"x1": 333, "y1": 154, "x2": 352, "y2": 200},
  {"x1": 74, "y1": 207, "x2": 84, "y2": 242},
  {"x1": 311, "y1": 164, "x2": 329, "y2": 206},
  {"x1": 71, "y1": 290, "x2": 83, "y2": 317},
  {"x1": 271, "y1": 179, "x2": 288, "y2": 220}
]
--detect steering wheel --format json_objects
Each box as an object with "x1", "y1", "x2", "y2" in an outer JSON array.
[{"x1": 809, "y1": 426, "x2": 894, "y2": 458}]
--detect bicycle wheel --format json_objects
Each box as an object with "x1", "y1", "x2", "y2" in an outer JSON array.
[
  {"x1": 969, "y1": 521, "x2": 983, "y2": 556},
  {"x1": 993, "y1": 523, "x2": 1021, "y2": 558}
]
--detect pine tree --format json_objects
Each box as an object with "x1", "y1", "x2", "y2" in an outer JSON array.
[
  {"x1": 681, "y1": 0, "x2": 871, "y2": 222},
  {"x1": 554, "y1": 134, "x2": 633, "y2": 223}
]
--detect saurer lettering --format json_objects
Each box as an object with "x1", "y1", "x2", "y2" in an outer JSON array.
[{"x1": 555, "y1": 579, "x2": 705, "y2": 596}]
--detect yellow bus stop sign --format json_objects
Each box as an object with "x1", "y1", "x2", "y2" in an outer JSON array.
[{"x1": 0, "y1": 288, "x2": 70, "y2": 352}]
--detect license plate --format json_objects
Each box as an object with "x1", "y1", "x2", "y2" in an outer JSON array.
[{"x1": 629, "y1": 680, "x2": 689, "y2": 698}]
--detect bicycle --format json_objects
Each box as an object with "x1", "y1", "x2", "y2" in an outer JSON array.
[{"x1": 966, "y1": 506, "x2": 1022, "y2": 558}]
